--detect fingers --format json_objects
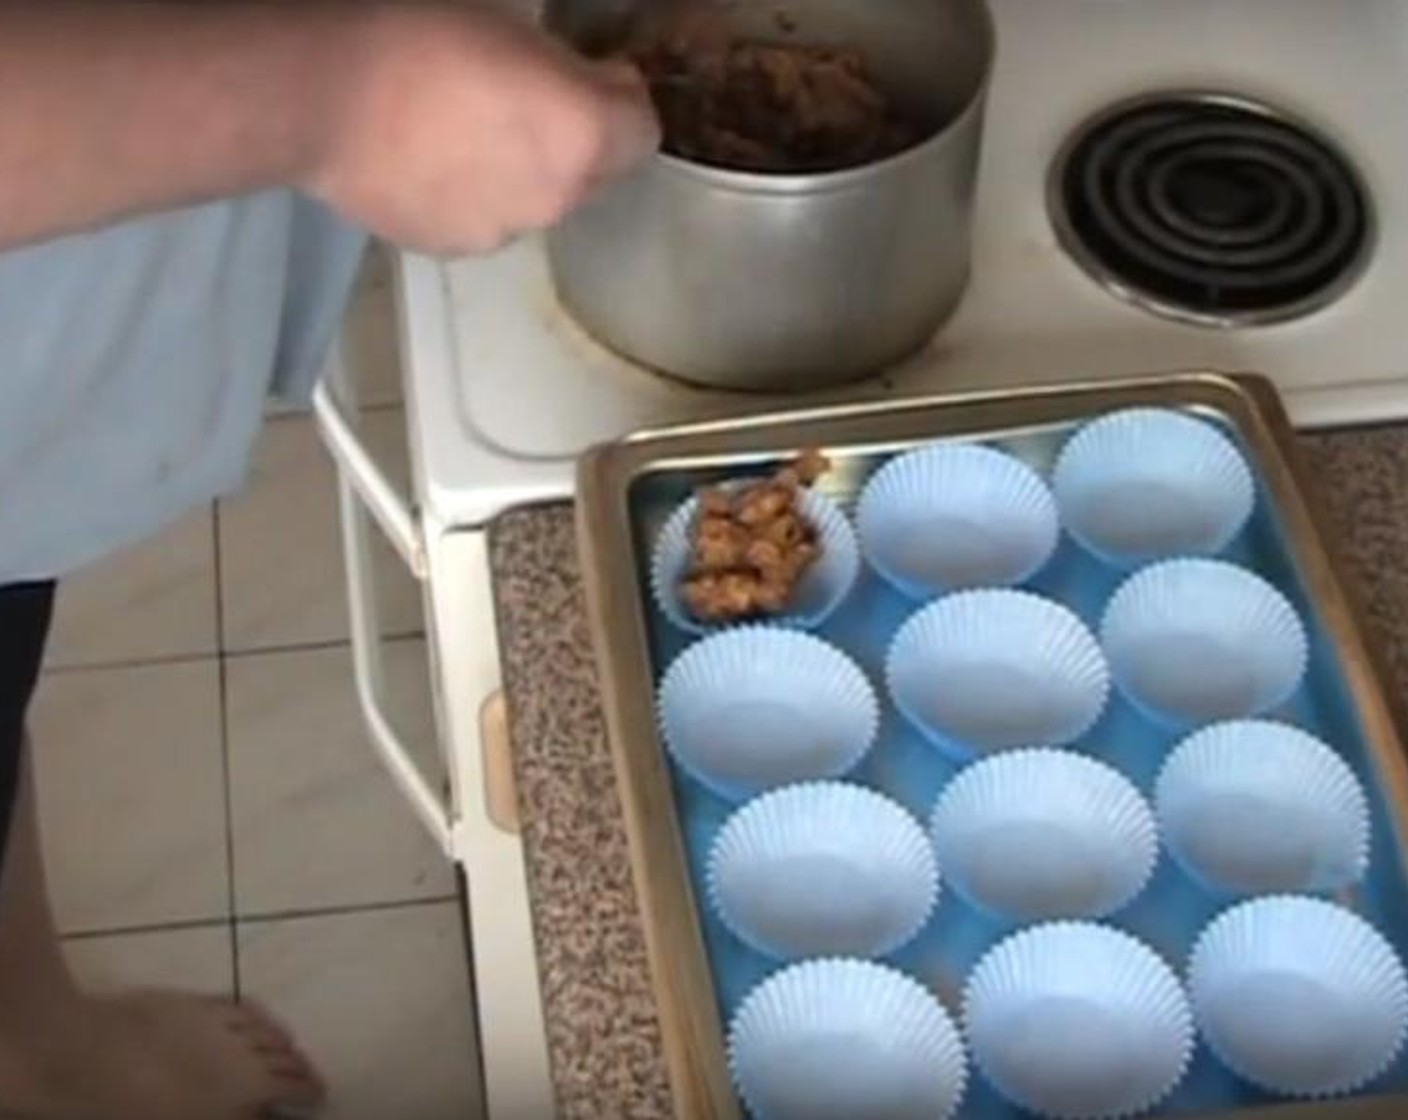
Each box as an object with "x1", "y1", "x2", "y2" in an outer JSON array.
[
  {"x1": 593, "y1": 56, "x2": 650, "y2": 91},
  {"x1": 585, "y1": 58, "x2": 661, "y2": 179},
  {"x1": 307, "y1": 1, "x2": 660, "y2": 256},
  {"x1": 537, "y1": 58, "x2": 658, "y2": 218}
]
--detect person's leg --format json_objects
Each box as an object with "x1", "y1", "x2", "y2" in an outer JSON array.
[
  {"x1": 0, "y1": 584, "x2": 74, "y2": 1029},
  {"x1": 0, "y1": 583, "x2": 326, "y2": 1119}
]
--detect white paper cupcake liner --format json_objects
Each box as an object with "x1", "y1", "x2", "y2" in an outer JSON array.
[
  {"x1": 650, "y1": 483, "x2": 860, "y2": 634},
  {"x1": 856, "y1": 443, "x2": 1059, "y2": 598},
  {"x1": 1053, "y1": 408, "x2": 1255, "y2": 568},
  {"x1": 886, "y1": 590, "x2": 1109, "y2": 756},
  {"x1": 930, "y1": 749, "x2": 1157, "y2": 922},
  {"x1": 1100, "y1": 559, "x2": 1308, "y2": 726},
  {"x1": 964, "y1": 923, "x2": 1193, "y2": 1119},
  {"x1": 1157, "y1": 720, "x2": 1369, "y2": 895},
  {"x1": 658, "y1": 628, "x2": 878, "y2": 800},
  {"x1": 708, "y1": 782, "x2": 939, "y2": 959},
  {"x1": 1190, "y1": 896, "x2": 1408, "y2": 1097},
  {"x1": 729, "y1": 959, "x2": 967, "y2": 1120}
]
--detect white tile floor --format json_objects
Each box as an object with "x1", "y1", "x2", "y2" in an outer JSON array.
[{"x1": 27, "y1": 245, "x2": 487, "y2": 1119}]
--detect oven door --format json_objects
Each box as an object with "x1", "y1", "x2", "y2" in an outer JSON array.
[{"x1": 314, "y1": 373, "x2": 556, "y2": 1120}]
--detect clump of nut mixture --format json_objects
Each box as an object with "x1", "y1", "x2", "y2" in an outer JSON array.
[
  {"x1": 682, "y1": 450, "x2": 830, "y2": 623},
  {"x1": 625, "y1": 8, "x2": 926, "y2": 174}
]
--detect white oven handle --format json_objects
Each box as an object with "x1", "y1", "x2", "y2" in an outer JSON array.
[
  {"x1": 312, "y1": 379, "x2": 453, "y2": 855},
  {"x1": 313, "y1": 380, "x2": 427, "y2": 579}
]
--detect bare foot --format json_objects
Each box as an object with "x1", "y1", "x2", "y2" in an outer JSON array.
[{"x1": 0, "y1": 991, "x2": 326, "y2": 1119}]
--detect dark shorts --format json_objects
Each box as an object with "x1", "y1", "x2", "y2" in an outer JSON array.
[{"x1": 0, "y1": 581, "x2": 56, "y2": 868}]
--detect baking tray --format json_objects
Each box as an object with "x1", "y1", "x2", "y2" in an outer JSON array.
[{"x1": 575, "y1": 371, "x2": 1408, "y2": 1120}]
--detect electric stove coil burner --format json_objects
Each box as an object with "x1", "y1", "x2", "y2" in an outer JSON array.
[{"x1": 1048, "y1": 93, "x2": 1373, "y2": 326}]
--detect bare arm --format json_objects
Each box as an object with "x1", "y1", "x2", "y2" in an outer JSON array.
[
  {"x1": 0, "y1": 1, "x2": 355, "y2": 247},
  {"x1": 0, "y1": 0, "x2": 659, "y2": 253}
]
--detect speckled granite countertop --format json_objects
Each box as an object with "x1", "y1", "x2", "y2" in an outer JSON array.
[{"x1": 486, "y1": 425, "x2": 1408, "y2": 1120}]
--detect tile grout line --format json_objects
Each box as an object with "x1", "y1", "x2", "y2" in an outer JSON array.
[
  {"x1": 59, "y1": 892, "x2": 461, "y2": 942},
  {"x1": 43, "y1": 650, "x2": 221, "y2": 675},
  {"x1": 61, "y1": 914, "x2": 235, "y2": 941},
  {"x1": 42, "y1": 628, "x2": 427, "y2": 676},
  {"x1": 222, "y1": 629, "x2": 426, "y2": 661},
  {"x1": 211, "y1": 500, "x2": 243, "y2": 999},
  {"x1": 235, "y1": 893, "x2": 462, "y2": 928}
]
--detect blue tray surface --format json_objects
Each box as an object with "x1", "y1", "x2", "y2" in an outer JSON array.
[{"x1": 628, "y1": 416, "x2": 1408, "y2": 1118}]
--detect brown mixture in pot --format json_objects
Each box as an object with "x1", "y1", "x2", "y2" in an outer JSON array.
[
  {"x1": 626, "y1": 11, "x2": 926, "y2": 173},
  {"x1": 682, "y1": 450, "x2": 831, "y2": 623}
]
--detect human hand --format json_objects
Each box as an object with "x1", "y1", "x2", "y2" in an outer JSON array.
[{"x1": 308, "y1": 2, "x2": 660, "y2": 255}]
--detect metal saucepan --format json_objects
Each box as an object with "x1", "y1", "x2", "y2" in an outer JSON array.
[{"x1": 544, "y1": 0, "x2": 995, "y2": 391}]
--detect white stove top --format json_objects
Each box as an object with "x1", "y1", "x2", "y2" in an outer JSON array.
[{"x1": 399, "y1": 0, "x2": 1408, "y2": 528}]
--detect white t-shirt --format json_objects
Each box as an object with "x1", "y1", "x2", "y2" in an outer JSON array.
[{"x1": 0, "y1": 191, "x2": 367, "y2": 583}]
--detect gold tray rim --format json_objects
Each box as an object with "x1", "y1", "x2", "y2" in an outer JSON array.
[{"x1": 574, "y1": 369, "x2": 1408, "y2": 1120}]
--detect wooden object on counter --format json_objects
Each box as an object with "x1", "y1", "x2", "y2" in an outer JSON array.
[
  {"x1": 487, "y1": 424, "x2": 1408, "y2": 1120},
  {"x1": 479, "y1": 691, "x2": 521, "y2": 834}
]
